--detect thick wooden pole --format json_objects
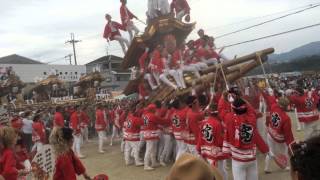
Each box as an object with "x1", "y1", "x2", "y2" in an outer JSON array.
[
  {"x1": 193, "y1": 56, "x2": 267, "y2": 94},
  {"x1": 202, "y1": 48, "x2": 274, "y2": 74},
  {"x1": 139, "y1": 48, "x2": 274, "y2": 104}
]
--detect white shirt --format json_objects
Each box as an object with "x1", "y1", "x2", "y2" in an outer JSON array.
[
  {"x1": 22, "y1": 118, "x2": 33, "y2": 134},
  {"x1": 109, "y1": 22, "x2": 117, "y2": 32}
]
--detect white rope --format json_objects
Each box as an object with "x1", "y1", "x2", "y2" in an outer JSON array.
[
  {"x1": 256, "y1": 53, "x2": 270, "y2": 87},
  {"x1": 219, "y1": 63, "x2": 229, "y2": 90}
]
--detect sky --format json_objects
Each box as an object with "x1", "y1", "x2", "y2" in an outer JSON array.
[{"x1": 0, "y1": 0, "x2": 320, "y2": 65}]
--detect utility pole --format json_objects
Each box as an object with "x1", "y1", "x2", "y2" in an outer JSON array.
[
  {"x1": 105, "y1": 43, "x2": 114, "y2": 88},
  {"x1": 105, "y1": 44, "x2": 112, "y2": 72},
  {"x1": 65, "y1": 33, "x2": 81, "y2": 65},
  {"x1": 64, "y1": 54, "x2": 73, "y2": 65}
]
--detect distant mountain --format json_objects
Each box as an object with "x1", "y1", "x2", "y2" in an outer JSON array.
[
  {"x1": 269, "y1": 41, "x2": 320, "y2": 63},
  {"x1": 249, "y1": 55, "x2": 320, "y2": 75}
]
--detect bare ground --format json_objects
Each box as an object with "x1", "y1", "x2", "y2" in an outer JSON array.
[{"x1": 78, "y1": 113, "x2": 303, "y2": 180}]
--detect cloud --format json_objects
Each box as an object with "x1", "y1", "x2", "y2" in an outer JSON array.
[
  {"x1": 0, "y1": 0, "x2": 38, "y2": 16},
  {"x1": 0, "y1": 0, "x2": 320, "y2": 65}
]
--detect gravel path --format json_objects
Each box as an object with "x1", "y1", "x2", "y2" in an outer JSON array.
[{"x1": 78, "y1": 113, "x2": 303, "y2": 180}]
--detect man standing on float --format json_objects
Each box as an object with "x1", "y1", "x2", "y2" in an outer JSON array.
[
  {"x1": 103, "y1": 14, "x2": 129, "y2": 54},
  {"x1": 120, "y1": 0, "x2": 139, "y2": 42},
  {"x1": 148, "y1": 0, "x2": 170, "y2": 19}
]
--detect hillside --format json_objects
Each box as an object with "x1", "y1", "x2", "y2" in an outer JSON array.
[
  {"x1": 248, "y1": 55, "x2": 320, "y2": 75},
  {"x1": 269, "y1": 41, "x2": 320, "y2": 63}
]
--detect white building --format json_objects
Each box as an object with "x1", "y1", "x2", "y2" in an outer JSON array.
[
  {"x1": 0, "y1": 54, "x2": 86, "y2": 83},
  {"x1": 85, "y1": 55, "x2": 131, "y2": 90}
]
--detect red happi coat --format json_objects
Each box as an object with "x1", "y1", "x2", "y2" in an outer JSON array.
[
  {"x1": 170, "y1": 0, "x2": 190, "y2": 14},
  {"x1": 120, "y1": 4, "x2": 136, "y2": 26},
  {"x1": 162, "y1": 108, "x2": 174, "y2": 135},
  {"x1": 123, "y1": 113, "x2": 143, "y2": 141},
  {"x1": 54, "y1": 112, "x2": 64, "y2": 127},
  {"x1": 138, "y1": 82, "x2": 149, "y2": 100},
  {"x1": 142, "y1": 111, "x2": 163, "y2": 140},
  {"x1": 267, "y1": 104, "x2": 294, "y2": 145},
  {"x1": 289, "y1": 92, "x2": 320, "y2": 123},
  {"x1": 185, "y1": 108, "x2": 204, "y2": 145},
  {"x1": 261, "y1": 91, "x2": 278, "y2": 121},
  {"x1": 183, "y1": 48, "x2": 195, "y2": 65},
  {"x1": 0, "y1": 148, "x2": 18, "y2": 180},
  {"x1": 156, "y1": 107, "x2": 167, "y2": 118},
  {"x1": 103, "y1": 21, "x2": 125, "y2": 41},
  {"x1": 218, "y1": 96, "x2": 257, "y2": 124},
  {"x1": 261, "y1": 91, "x2": 277, "y2": 111},
  {"x1": 70, "y1": 112, "x2": 81, "y2": 135},
  {"x1": 197, "y1": 116, "x2": 226, "y2": 162},
  {"x1": 171, "y1": 107, "x2": 189, "y2": 141},
  {"x1": 119, "y1": 110, "x2": 127, "y2": 129},
  {"x1": 217, "y1": 97, "x2": 232, "y2": 123},
  {"x1": 212, "y1": 92, "x2": 222, "y2": 105},
  {"x1": 15, "y1": 144, "x2": 29, "y2": 171},
  {"x1": 53, "y1": 150, "x2": 86, "y2": 180},
  {"x1": 222, "y1": 112, "x2": 269, "y2": 162},
  {"x1": 206, "y1": 47, "x2": 220, "y2": 60},
  {"x1": 95, "y1": 109, "x2": 107, "y2": 131},
  {"x1": 10, "y1": 117, "x2": 23, "y2": 130},
  {"x1": 80, "y1": 111, "x2": 90, "y2": 128},
  {"x1": 150, "y1": 50, "x2": 164, "y2": 73},
  {"x1": 32, "y1": 121, "x2": 46, "y2": 143},
  {"x1": 194, "y1": 38, "x2": 205, "y2": 49}
]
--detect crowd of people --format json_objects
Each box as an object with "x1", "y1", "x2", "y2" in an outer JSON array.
[
  {"x1": 1, "y1": 79, "x2": 320, "y2": 179},
  {"x1": 1, "y1": 0, "x2": 320, "y2": 180},
  {"x1": 0, "y1": 98, "x2": 133, "y2": 179}
]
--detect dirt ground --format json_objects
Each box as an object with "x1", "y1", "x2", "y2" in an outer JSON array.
[{"x1": 78, "y1": 113, "x2": 304, "y2": 180}]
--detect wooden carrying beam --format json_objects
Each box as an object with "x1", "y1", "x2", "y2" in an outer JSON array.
[
  {"x1": 202, "y1": 48, "x2": 274, "y2": 75},
  {"x1": 193, "y1": 55, "x2": 268, "y2": 94},
  {"x1": 132, "y1": 48, "x2": 274, "y2": 104},
  {"x1": 147, "y1": 59, "x2": 264, "y2": 104}
]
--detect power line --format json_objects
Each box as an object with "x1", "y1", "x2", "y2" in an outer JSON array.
[
  {"x1": 206, "y1": 3, "x2": 320, "y2": 30},
  {"x1": 219, "y1": 22, "x2": 320, "y2": 49},
  {"x1": 80, "y1": 33, "x2": 100, "y2": 40},
  {"x1": 45, "y1": 56, "x2": 67, "y2": 64},
  {"x1": 47, "y1": 59, "x2": 68, "y2": 64},
  {"x1": 215, "y1": 3, "x2": 320, "y2": 39}
]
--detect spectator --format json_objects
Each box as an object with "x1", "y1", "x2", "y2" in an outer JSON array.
[
  {"x1": 21, "y1": 111, "x2": 33, "y2": 152},
  {"x1": 50, "y1": 127, "x2": 91, "y2": 180},
  {"x1": 0, "y1": 126, "x2": 20, "y2": 179},
  {"x1": 289, "y1": 135, "x2": 320, "y2": 180},
  {"x1": 166, "y1": 153, "x2": 222, "y2": 180}
]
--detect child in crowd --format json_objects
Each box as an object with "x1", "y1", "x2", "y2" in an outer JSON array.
[
  {"x1": 0, "y1": 126, "x2": 21, "y2": 180},
  {"x1": 49, "y1": 127, "x2": 91, "y2": 180}
]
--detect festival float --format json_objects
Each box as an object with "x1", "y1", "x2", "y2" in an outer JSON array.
[
  {"x1": 0, "y1": 68, "x2": 25, "y2": 107},
  {"x1": 31, "y1": 75, "x2": 65, "y2": 102},
  {"x1": 121, "y1": 15, "x2": 274, "y2": 105},
  {"x1": 74, "y1": 71, "x2": 105, "y2": 101}
]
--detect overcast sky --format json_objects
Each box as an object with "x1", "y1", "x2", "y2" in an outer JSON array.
[{"x1": 1, "y1": 0, "x2": 320, "y2": 65}]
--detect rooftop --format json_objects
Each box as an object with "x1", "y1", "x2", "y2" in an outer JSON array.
[
  {"x1": 86, "y1": 55, "x2": 123, "y2": 65},
  {"x1": 0, "y1": 54, "x2": 43, "y2": 64}
]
